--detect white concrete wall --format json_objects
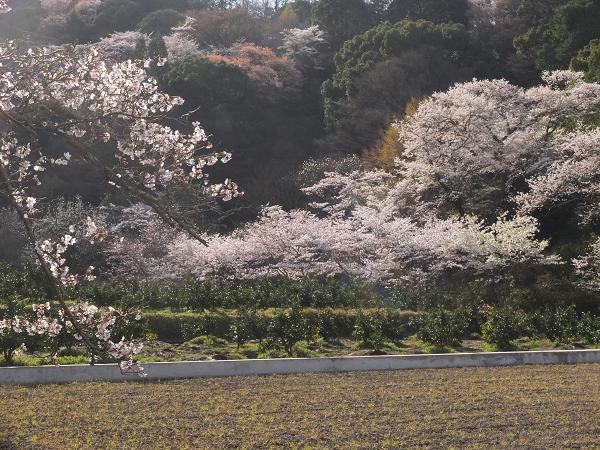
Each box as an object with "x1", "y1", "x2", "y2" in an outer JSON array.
[{"x1": 1, "y1": 349, "x2": 599, "y2": 385}]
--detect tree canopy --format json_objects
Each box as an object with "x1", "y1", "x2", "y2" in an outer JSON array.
[
  {"x1": 386, "y1": 0, "x2": 470, "y2": 24},
  {"x1": 514, "y1": 0, "x2": 600, "y2": 71}
]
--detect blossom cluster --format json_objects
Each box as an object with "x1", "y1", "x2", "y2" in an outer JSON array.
[
  {"x1": 0, "y1": 41, "x2": 239, "y2": 201},
  {"x1": 573, "y1": 238, "x2": 600, "y2": 291},
  {"x1": 92, "y1": 31, "x2": 151, "y2": 62},
  {"x1": 0, "y1": 302, "x2": 145, "y2": 374},
  {"x1": 152, "y1": 203, "x2": 555, "y2": 285},
  {"x1": 516, "y1": 129, "x2": 600, "y2": 222},
  {"x1": 116, "y1": 119, "x2": 237, "y2": 195},
  {"x1": 164, "y1": 19, "x2": 201, "y2": 63},
  {"x1": 280, "y1": 26, "x2": 327, "y2": 68},
  {"x1": 37, "y1": 217, "x2": 106, "y2": 286},
  {"x1": 394, "y1": 71, "x2": 600, "y2": 218}
]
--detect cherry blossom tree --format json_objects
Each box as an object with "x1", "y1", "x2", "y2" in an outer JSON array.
[
  {"x1": 0, "y1": 40, "x2": 240, "y2": 242},
  {"x1": 158, "y1": 202, "x2": 556, "y2": 285},
  {"x1": 164, "y1": 33, "x2": 201, "y2": 64},
  {"x1": 280, "y1": 26, "x2": 327, "y2": 69},
  {"x1": 92, "y1": 31, "x2": 150, "y2": 62},
  {"x1": 304, "y1": 168, "x2": 556, "y2": 282},
  {"x1": 121, "y1": 73, "x2": 600, "y2": 289},
  {"x1": 110, "y1": 71, "x2": 600, "y2": 292},
  {"x1": 280, "y1": 26, "x2": 325, "y2": 57},
  {"x1": 162, "y1": 16, "x2": 201, "y2": 64},
  {"x1": 1, "y1": 300, "x2": 144, "y2": 369},
  {"x1": 0, "y1": 23, "x2": 240, "y2": 370},
  {"x1": 159, "y1": 206, "x2": 374, "y2": 280},
  {"x1": 516, "y1": 129, "x2": 600, "y2": 224},
  {"x1": 106, "y1": 205, "x2": 173, "y2": 278},
  {"x1": 393, "y1": 71, "x2": 600, "y2": 219},
  {"x1": 573, "y1": 238, "x2": 600, "y2": 291}
]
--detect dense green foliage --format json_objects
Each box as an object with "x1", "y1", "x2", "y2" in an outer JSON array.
[
  {"x1": 386, "y1": 0, "x2": 470, "y2": 24},
  {"x1": 163, "y1": 56, "x2": 252, "y2": 109},
  {"x1": 515, "y1": 0, "x2": 600, "y2": 71},
  {"x1": 327, "y1": 20, "x2": 472, "y2": 100},
  {"x1": 352, "y1": 310, "x2": 387, "y2": 349},
  {"x1": 143, "y1": 304, "x2": 600, "y2": 352},
  {"x1": 571, "y1": 38, "x2": 600, "y2": 81},
  {"x1": 70, "y1": 276, "x2": 379, "y2": 310},
  {"x1": 413, "y1": 308, "x2": 469, "y2": 349},
  {"x1": 311, "y1": 0, "x2": 373, "y2": 48},
  {"x1": 144, "y1": 307, "x2": 421, "y2": 344},
  {"x1": 481, "y1": 306, "x2": 528, "y2": 349},
  {"x1": 320, "y1": 19, "x2": 487, "y2": 151},
  {"x1": 137, "y1": 9, "x2": 185, "y2": 35}
]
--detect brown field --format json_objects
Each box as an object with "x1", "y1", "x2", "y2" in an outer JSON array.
[{"x1": 1, "y1": 364, "x2": 599, "y2": 449}]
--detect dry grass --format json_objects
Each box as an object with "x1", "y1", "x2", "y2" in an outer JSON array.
[{"x1": 1, "y1": 364, "x2": 599, "y2": 449}]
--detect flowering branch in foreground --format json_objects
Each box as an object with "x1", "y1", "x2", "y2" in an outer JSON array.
[
  {"x1": 0, "y1": 37, "x2": 242, "y2": 373},
  {"x1": 1, "y1": 302, "x2": 145, "y2": 375}
]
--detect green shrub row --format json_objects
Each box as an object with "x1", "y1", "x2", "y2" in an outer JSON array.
[
  {"x1": 415, "y1": 305, "x2": 600, "y2": 350},
  {"x1": 4, "y1": 263, "x2": 599, "y2": 313},
  {"x1": 481, "y1": 305, "x2": 600, "y2": 349},
  {"x1": 144, "y1": 308, "x2": 421, "y2": 345},
  {"x1": 144, "y1": 305, "x2": 600, "y2": 354},
  {"x1": 71, "y1": 277, "x2": 381, "y2": 310}
]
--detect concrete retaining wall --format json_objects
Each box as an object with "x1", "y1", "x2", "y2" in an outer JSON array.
[{"x1": 1, "y1": 349, "x2": 599, "y2": 385}]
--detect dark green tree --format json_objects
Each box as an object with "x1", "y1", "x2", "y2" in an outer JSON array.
[
  {"x1": 137, "y1": 9, "x2": 185, "y2": 35},
  {"x1": 571, "y1": 38, "x2": 600, "y2": 81},
  {"x1": 312, "y1": 0, "x2": 373, "y2": 48},
  {"x1": 514, "y1": 0, "x2": 600, "y2": 71},
  {"x1": 319, "y1": 20, "x2": 488, "y2": 152},
  {"x1": 148, "y1": 33, "x2": 168, "y2": 58},
  {"x1": 386, "y1": 0, "x2": 470, "y2": 24},
  {"x1": 163, "y1": 56, "x2": 251, "y2": 109}
]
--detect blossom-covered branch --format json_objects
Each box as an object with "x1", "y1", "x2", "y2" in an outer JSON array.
[
  {"x1": 0, "y1": 41, "x2": 241, "y2": 242},
  {"x1": 0, "y1": 38, "x2": 243, "y2": 372}
]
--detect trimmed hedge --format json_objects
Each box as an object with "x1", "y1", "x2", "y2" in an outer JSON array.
[
  {"x1": 144, "y1": 308, "x2": 422, "y2": 342},
  {"x1": 72, "y1": 277, "x2": 381, "y2": 311}
]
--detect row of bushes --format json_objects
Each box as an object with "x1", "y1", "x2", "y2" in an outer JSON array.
[
  {"x1": 415, "y1": 306, "x2": 600, "y2": 350},
  {"x1": 70, "y1": 277, "x2": 381, "y2": 310},
  {"x1": 4, "y1": 263, "x2": 600, "y2": 313},
  {"x1": 71, "y1": 275, "x2": 600, "y2": 313},
  {"x1": 1, "y1": 264, "x2": 381, "y2": 310},
  {"x1": 2, "y1": 304, "x2": 598, "y2": 362},
  {"x1": 145, "y1": 308, "x2": 420, "y2": 345},
  {"x1": 145, "y1": 305, "x2": 600, "y2": 355}
]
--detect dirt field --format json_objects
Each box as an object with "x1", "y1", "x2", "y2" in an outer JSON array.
[{"x1": 1, "y1": 364, "x2": 599, "y2": 449}]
